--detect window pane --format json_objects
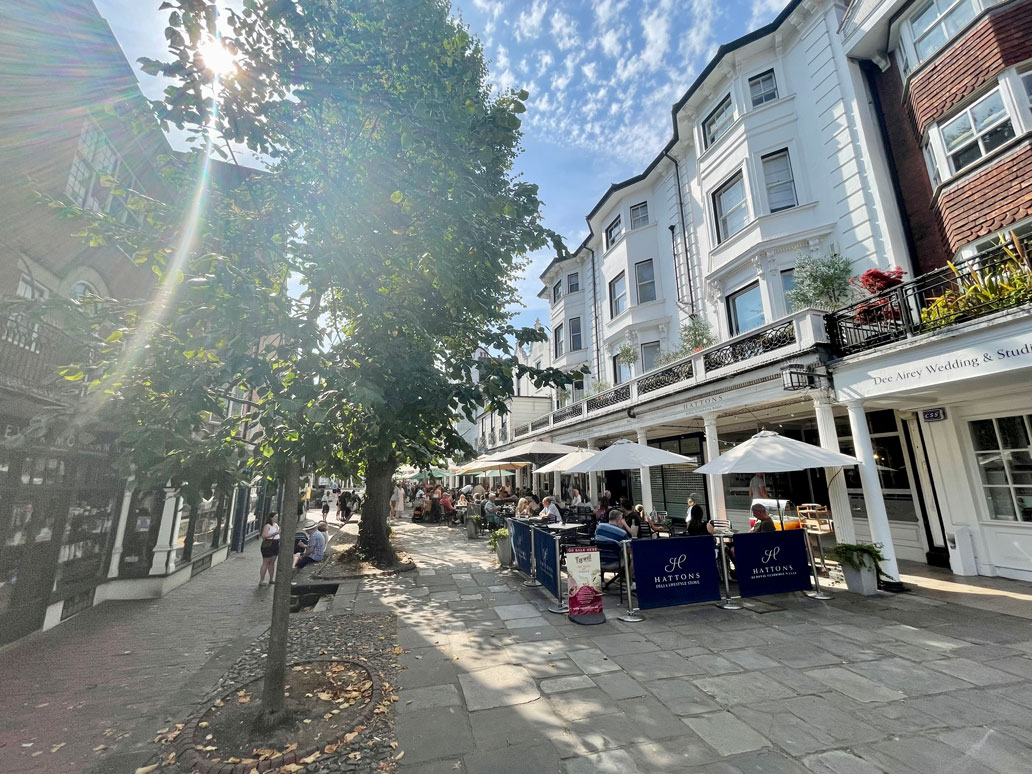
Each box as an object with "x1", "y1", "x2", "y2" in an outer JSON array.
[
  {"x1": 1005, "y1": 451, "x2": 1032, "y2": 485},
  {"x1": 641, "y1": 342, "x2": 660, "y2": 373},
  {"x1": 630, "y1": 202, "x2": 649, "y2": 229},
  {"x1": 873, "y1": 436, "x2": 910, "y2": 490},
  {"x1": 911, "y1": 0, "x2": 939, "y2": 36},
  {"x1": 781, "y1": 269, "x2": 795, "y2": 295},
  {"x1": 728, "y1": 282, "x2": 764, "y2": 335},
  {"x1": 635, "y1": 261, "x2": 656, "y2": 303},
  {"x1": 997, "y1": 415, "x2": 1029, "y2": 449},
  {"x1": 916, "y1": 25, "x2": 947, "y2": 60},
  {"x1": 610, "y1": 274, "x2": 627, "y2": 317},
  {"x1": 1015, "y1": 488, "x2": 1032, "y2": 522},
  {"x1": 984, "y1": 487, "x2": 1017, "y2": 520},
  {"x1": 942, "y1": 0, "x2": 975, "y2": 37},
  {"x1": 1024, "y1": 73, "x2": 1032, "y2": 104},
  {"x1": 970, "y1": 419, "x2": 998, "y2": 451},
  {"x1": 971, "y1": 91, "x2": 1006, "y2": 133},
  {"x1": 981, "y1": 121, "x2": 1015, "y2": 154},
  {"x1": 749, "y1": 71, "x2": 777, "y2": 106},
  {"x1": 942, "y1": 113, "x2": 973, "y2": 152},
  {"x1": 950, "y1": 143, "x2": 981, "y2": 170},
  {"x1": 976, "y1": 452, "x2": 1008, "y2": 485},
  {"x1": 568, "y1": 273, "x2": 579, "y2": 293},
  {"x1": 763, "y1": 152, "x2": 796, "y2": 212}
]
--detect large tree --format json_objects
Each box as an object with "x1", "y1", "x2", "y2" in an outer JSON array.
[{"x1": 36, "y1": 0, "x2": 572, "y2": 730}]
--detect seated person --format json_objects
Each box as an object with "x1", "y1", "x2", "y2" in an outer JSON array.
[
  {"x1": 540, "y1": 496, "x2": 561, "y2": 524},
  {"x1": 570, "y1": 488, "x2": 583, "y2": 506},
  {"x1": 606, "y1": 507, "x2": 632, "y2": 537},
  {"x1": 595, "y1": 517, "x2": 630, "y2": 543},
  {"x1": 514, "y1": 497, "x2": 532, "y2": 517},
  {"x1": 686, "y1": 494, "x2": 713, "y2": 536},
  {"x1": 293, "y1": 520, "x2": 313, "y2": 564},
  {"x1": 749, "y1": 504, "x2": 776, "y2": 533},
  {"x1": 594, "y1": 496, "x2": 610, "y2": 521},
  {"x1": 296, "y1": 521, "x2": 328, "y2": 569},
  {"x1": 482, "y1": 494, "x2": 499, "y2": 522},
  {"x1": 527, "y1": 494, "x2": 541, "y2": 514}
]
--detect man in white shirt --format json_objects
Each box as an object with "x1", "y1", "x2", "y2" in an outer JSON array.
[
  {"x1": 541, "y1": 496, "x2": 561, "y2": 524},
  {"x1": 748, "y1": 473, "x2": 768, "y2": 501},
  {"x1": 571, "y1": 489, "x2": 583, "y2": 506}
]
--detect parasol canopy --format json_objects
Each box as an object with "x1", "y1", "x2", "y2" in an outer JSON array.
[
  {"x1": 565, "y1": 439, "x2": 694, "y2": 473},
  {"x1": 534, "y1": 448, "x2": 599, "y2": 475},
  {"x1": 693, "y1": 431, "x2": 860, "y2": 475}
]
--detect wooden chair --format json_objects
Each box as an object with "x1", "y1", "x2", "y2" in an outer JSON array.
[{"x1": 798, "y1": 504, "x2": 833, "y2": 571}]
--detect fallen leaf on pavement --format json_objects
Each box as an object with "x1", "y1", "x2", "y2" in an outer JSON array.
[
  {"x1": 50, "y1": 743, "x2": 65, "y2": 753},
  {"x1": 323, "y1": 744, "x2": 338, "y2": 754},
  {"x1": 133, "y1": 766, "x2": 159, "y2": 774}
]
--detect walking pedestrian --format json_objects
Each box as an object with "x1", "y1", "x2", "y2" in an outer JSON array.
[{"x1": 259, "y1": 513, "x2": 280, "y2": 586}]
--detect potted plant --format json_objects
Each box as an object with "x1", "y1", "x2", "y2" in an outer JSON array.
[
  {"x1": 466, "y1": 512, "x2": 480, "y2": 539},
  {"x1": 615, "y1": 344, "x2": 638, "y2": 366},
  {"x1": 830, "y1": 542, "x2": 885, "y2": 595},
  {"x1": 489, "y1": 527, "x2": 511, "y2": 566},
  {"x1": 680, "y1": 315, "x2": 716, "y2": 351},
  {"x1": 786, "y1": 251, "x2": 857, "y2": 312}
]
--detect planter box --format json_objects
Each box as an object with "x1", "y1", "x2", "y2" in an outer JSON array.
[
  {"x1": 466, "y1": 519, "x2": 478, "y2": 539},
  {"x1": 841, "y1": 562, "x2": 878, "y2": 595},
  {"x1": 495, "y1": 540, "x2": 512, "y2": 567}
]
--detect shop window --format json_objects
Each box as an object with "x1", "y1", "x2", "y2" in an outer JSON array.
[
  {"x1": 55, "y1": 486, "x2": 119, "y2": 590},
  {"x1": 635, "y1": 259, "x2": 656, "y2": 303},
  {"x1": 703, "y1": 94, "x2": 734, "y2": 148},
  {"x1": 726, "y1": 281, "x2": 765, "y2": 336},
  {"x1": 749, "y1": 70, "x2": 778, "y2": 107},
  {"x1": 969, "y1": 415, "x2": 1032, "y2": 522},
  {"x1": 629, "y1": 202, "x2": 649, "y2": 229},
  {"x1": 714, "y1": 171, "x2": 748, "y2": 243},
  {"x1": 939, "y1": 89, "x2": 1014, "y2": 173}
]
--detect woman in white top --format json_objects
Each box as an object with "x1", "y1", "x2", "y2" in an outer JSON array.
[{"x1": 259, "y1": 513, "x2": 281, "y2": 586}]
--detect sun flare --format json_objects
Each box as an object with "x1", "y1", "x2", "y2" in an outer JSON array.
[{"x1": 198, "y1": 38, "x2": 237, "y2": 77}]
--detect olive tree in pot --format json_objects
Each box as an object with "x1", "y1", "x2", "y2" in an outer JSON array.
[
  {"x1": 830, "y1": 543, "x2": 885, "y2": 595},
  {"x1": 489, "y1": 527, "x2": 512, "y2": 566}
]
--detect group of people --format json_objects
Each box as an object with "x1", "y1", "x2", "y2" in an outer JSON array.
[
  {"x1": 257, "y1": 512, "x2": 330, "y2": 585},
  {"x1": 320, "y1": 488, "x2": 361, "y2": 523}
]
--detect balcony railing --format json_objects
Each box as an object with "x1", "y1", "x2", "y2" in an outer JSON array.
[
  {"x1": 514, "y1": 423, "x2": 530, "y2": 438},
  {"x1": 0, "y1": 316, "x2": 81, "y2": 400},
  {"x1": 488, "y1": 430, "x2": 496, "y2": 447},
  {"x1": 826, "y1": 235, "x2": 1032, "y2": 357}
]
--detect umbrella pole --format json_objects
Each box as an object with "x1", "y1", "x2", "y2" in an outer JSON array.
[
  {"x1": 617, "y1": 540, "x2": 643, "y2": 623},
  {"x1": 771, "y1": 478, "x2": 785, "y2": 530}
]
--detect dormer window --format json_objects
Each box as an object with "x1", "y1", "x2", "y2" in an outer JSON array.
[
  {"x1": 605, "y1": 215, "x2": 623, "y2": 249},
  {"x1": 703, "y1": 94, "x2": 734, "y2": 148}
]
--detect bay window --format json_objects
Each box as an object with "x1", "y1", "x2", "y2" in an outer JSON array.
[
  {"x1": 714, "y1": 171, "x2": 748, "y2": 243},
  {"x1": 939, "y1": 88, "x2": 1014, "y2": 173},
  {"x1": 727, "y1": 281, "x2": 765, "y2": 336},
  {"x1": 554, "y1": 322, "x2": 564, "y2": 358},
  {"x1": 569, "y1": 317, "x2": 583, "y2": 351},
  {"x1": 762, "y1": 150, "x2": 797, "y2": 212},
  {"x1": 605, "y1": 215, "x2": 623, "y2": 249}
]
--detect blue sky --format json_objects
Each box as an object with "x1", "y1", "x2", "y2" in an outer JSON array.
[{"x1": 93, "y1": 0, "x2": 788, "y2": 329}]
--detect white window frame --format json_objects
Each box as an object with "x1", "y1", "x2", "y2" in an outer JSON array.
[
  {"x1": 552, "y1": 279, "x2": 563, "y2": 304},
  {"x1": 613, "y1": 356, "x2": 632, "y2": 385},
  {"x1": 65, "y1": 118, "x2": 141, "y2": 225},
  {"x1": 629, "y1": 201, "x2": 649, "y2": 229},
  {"x1": 748, "y1": 69, "x2": 778, "y2": 107},
  {"x1": 927, "y1": 80, "x2": 1021, "y2": 180},
  {"x1": 900, "y1": 0, "x2": 1002, "y2": 74},
  {"x1": 567, "y1": 272, "x2": 580, "y2": 293},
  {"x1": 702, "y1": 94, "x2": 734, "y2": 148},
  {"x1": 713, "y1": 170, "x2": 749, "y2": 243},
  {"x1": 726, "y1": 280, "x2": 765, "y2": 337},
  {"x1": 609, "y1": 272, "x2": 627, "y2": 318},
  {"x1": 634, "y1": 259, "x2": 656, "y2": 304},
  {"x1": 761, "y1": 149, "x2": 797, "y2": 213},
  {"x1": 605, "y1": 215, "x2": 623, "y2": 249},
  {"x1": 554, "y1": 322, "x2": 565, "y2": 358},
  {"x1": 640, "y1": 341, "x2": 661, "y2": 373},
  {"x1": 569, "y1": 317, "x2": 583, "y2": 351}
]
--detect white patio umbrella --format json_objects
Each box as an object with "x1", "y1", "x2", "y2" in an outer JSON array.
[
  {"x1": 564, "y1": 439, "x2": 695, "y2": 473},
  {"x1": 694, "y1": 430, "x2": 860, "y2": 528},
  {"x1": 534, "y1": 448, "x2": 599, "y2": 475},
  {"x1": 693, "y1": 430, "x2": 860, "y2": 474},
  {"x1": 454, "y1": 459, "x2": 531, "y2": 474},
  {"x1": 483, "y1": 440, "x2": 583, "y2": 460}
]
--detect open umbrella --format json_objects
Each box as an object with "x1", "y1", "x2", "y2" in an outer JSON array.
[
  {"x1": 534, "y1": 448, "x2": 599, "y2": 475},
  {"x1": 454, "y1": 459, "x2": 531, "y2": 474},
  {"x1": 694, "y1": 430, "x2": 860, "y2": 528},
  {"x1": 484, "y1": 440, "x2": 583, "y2": 459},
  {"x1": 564, "y1": 439, "x2": 695, "y2": 473}
]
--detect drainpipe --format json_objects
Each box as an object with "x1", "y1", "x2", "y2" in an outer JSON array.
[
  {"x1": 664, "y1": 151, "x2": 696, "y2": 315},
  {"x1": 588, "y1": 246, "x2": 602, "y2": 384}
]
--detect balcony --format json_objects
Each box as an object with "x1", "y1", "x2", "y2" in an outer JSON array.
[
  {"x1": 521, "y1": 309, "x2": 828, "y2": 436},
  {"x1": 0, "y1": 317, "x2": 81, "y2": 401},
  {"x1": 826, "y1": 235, "x2": 1032, "y2": 357}
]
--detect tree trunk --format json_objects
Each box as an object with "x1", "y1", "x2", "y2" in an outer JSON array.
[
  {"x1": 357, "y1": 454, "x2": 398, "y2": 565},
  {"x1": 253, "y1": 460, "x2": 301, "y2": 732}
]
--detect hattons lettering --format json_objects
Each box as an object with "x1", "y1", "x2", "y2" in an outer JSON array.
[
  {"x1": 664, "y1": 554, "x2": 687, "y2": 573},
  {"x1": 761, "y1": 546, "x2": 781, "y2": 564}
]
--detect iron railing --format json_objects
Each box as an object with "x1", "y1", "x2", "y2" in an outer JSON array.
[
  {"x1": 514, "y1": 423, "x2": 530, "y2": 438},
  {"x1": 638, "y1": 359, "x2": 693, "y2": 395},
  {"x1": 826, "y1": 235, "x2": 1032, "y2": 357},
  {"x1": 552, "y1": 403, "x2": 584, "y2": 423},
  {"x1": 0, "y1": 316, "x2": 81, "y2": 400},
  {"x1": 530, "y1": 415, "x2": 550, "y2": 431},
  {"x1": 586, "y1": 384, "x2": 630, "y2": 413},
  {"x1": 703, "y1": 320, "x2": 796, "y2": 371}
]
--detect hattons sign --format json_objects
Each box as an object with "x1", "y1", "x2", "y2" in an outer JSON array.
[
  {"x1": 732, "y1": 530, "x2": 812, "y2": 598},
  {"x1": 631, "y1": 536, "x2": 721, "y2": 609}
]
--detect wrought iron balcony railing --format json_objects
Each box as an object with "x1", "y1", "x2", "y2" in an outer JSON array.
[
  {"x1": 0, "y1": 316, "x2": 81, "y2": 401},
  {"x1": 826, "y1": 235, "x2": 1032, "y2": 357}
]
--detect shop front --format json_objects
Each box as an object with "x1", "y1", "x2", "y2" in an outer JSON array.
[
  {"x1": 0, "y1": 420, "x2": 127, "y2": 646},
  {"x1": 834, "y1": 310, "x2": 1032, "y2": 580}
]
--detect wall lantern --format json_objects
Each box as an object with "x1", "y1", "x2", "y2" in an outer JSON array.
[{"x1": 780, "y1": 363, "x2": 829, "y2": 391}]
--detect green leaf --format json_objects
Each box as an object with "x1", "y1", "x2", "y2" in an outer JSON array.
[
  {"x1": 389, "y1": 190, "x2": 404, "y2": 204},
  {"x1": 105, "y1": 330, "x2": 124, "y2": 343}
]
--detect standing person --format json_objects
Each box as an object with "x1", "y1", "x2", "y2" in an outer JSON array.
[
  {"x1": 321, "y1": 489, "x2": 332, "y2": 519},
  {"x1": 258, "y1": 513, "x2": 280, "y2": 586},
  {"x1": 335, "y1": 490, "x2": 344, "y2": 521},
  {"x1": 686, "y1": 494, "x2": 712, "y2": 536},
  {"x1": 394, "y1": 481, "x2": 407, "y2": 520},
  {"x1": 296, "y1": 521, "x2": 328, "y2": 569},
  {"x1": 340, "y1": 491, "x2": 352, "y2": 523},
  {"x1": 748, "y1": 473, "x2": 768, "y2": 501},
  {"x1": 430, "y1": 485, "x2": 443, "y2": 523}
]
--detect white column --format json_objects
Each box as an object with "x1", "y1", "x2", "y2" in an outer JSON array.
[
  {"x1": 552, "y1": 470, "x2": 561, "y2": 500},
  {"x1": 515, "y1": 465, "x2": 523, "y2": 491},
  {"x1": 846, "y1": 400, "x2": 901, "y2": 580},
  {"x1": 702, "y1": 414, "x2": 726, "y2": 522},
  {"x1": 812, "y1": 393, "x2": 857, "y2": 544},
  {"x1": 107, "y1": 477, "x2": 135, "y2": 578},
  {"x1": 636, "y1": 428, "x2": 655, "y2": 514},
  {"x1": 150, "y1": 486, "x2": 178, "y2": 575},
  {"x1": 587, "y1": 438, "x2": 599, "y2": 505}
]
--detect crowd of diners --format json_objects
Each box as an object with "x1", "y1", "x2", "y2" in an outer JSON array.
[{"x1": 392, "y1": 479, "x2": 778, "y2": 539}]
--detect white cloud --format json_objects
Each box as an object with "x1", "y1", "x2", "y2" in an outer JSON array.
[
  {"x1": 516, "y1": 0, "x2": 548, "y2": 41},
  {"x1": 680, "y1": 0, "x2": 718, "y2": 62},
  {"x1": 472, "y1": 0, "x2": 504, "y2": 18},
  {"x1": 749, "y1": 0, "x2": 785, "y2": 28},
  {"x1": 550, "y1": 9, "x2": 580, "y2": 51},
  {"x1": 581, "y1": 61, "x2": 598, "y2": 82},
  {"x1": 598, "y1": 27, "x2": 624, "y2": 58},
  {"x1": 593, "y1": 0, "x2": 629, "y2": 28}
]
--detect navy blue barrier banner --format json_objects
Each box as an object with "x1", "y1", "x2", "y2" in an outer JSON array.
[
  {"x1": 510, "y1": 518, "x2": 533, "y2": 576},
  {"x1": 630, "y1": 536, "x2": 722, "y2": 609},
  {"x1": 533, "y1": 528, "x2": 561, "y2": 601},
  {"x1": 732, "y1": 529, "x2": 813, "y2": 598}
]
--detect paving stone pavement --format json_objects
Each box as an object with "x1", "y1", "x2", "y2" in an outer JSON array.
[{"x1": 360, "y1": 519, "x2": 1032, "y2": 774}]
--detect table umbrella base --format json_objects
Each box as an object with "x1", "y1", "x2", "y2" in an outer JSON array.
[
  {"x1": 618, "y1": 611, "x2": 644, "y2": 623},
  {"x1": 547, "y1": 602, "x2": 568, "y2": 614},
  {"x1": 523, "y1": 579, "x2": 542, "y2": 587},
  {"x1": 804, "y1": 590, "x2": 834, "y2": 600}
]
